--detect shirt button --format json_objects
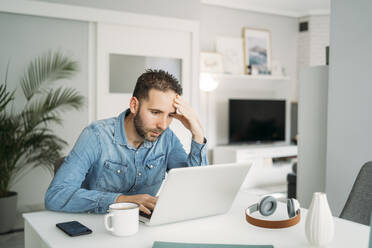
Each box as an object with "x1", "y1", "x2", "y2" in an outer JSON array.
[
  {"x1": 138, "y1": 172, "x2": 142, "y2": 176},
  {"x1": 117, "y1": 170, "x2": 120, "y2": 173},
  {"x1": 136, "y1": 151, "x2": 139, "y2": 155},
  {"x1": 149, "y1": 165, "x2": 153, "y2": 169}
]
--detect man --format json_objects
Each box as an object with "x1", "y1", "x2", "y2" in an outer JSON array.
[{"x1": 45, "y1": 69, "x2": 208, "y2": 214}]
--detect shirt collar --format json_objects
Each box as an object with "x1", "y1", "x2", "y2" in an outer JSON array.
[{"x1": 114, "y1": 109, "x2": 154, "y2": 149}]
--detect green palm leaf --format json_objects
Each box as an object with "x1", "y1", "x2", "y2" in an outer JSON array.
[
  {"x1": 0, "y1": 84, "x2": 15, "y2": 112},
  {"x1": 24, "y1": 87, "x2": 84, "y2": 128},
  {"x1": 0, "y1": 51, "x2": 84, "y2": 196},
  {"x1": 20, "y1": 51, "x2": 78, "y2": 101}
]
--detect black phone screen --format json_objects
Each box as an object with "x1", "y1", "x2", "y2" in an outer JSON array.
[{"x1": 56, "y1": 221, "x2": 92, "y2": 237}]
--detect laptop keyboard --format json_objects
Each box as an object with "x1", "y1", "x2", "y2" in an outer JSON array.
[{"x1": 139, "y1": 211, "x2": 152, "y2": 219}]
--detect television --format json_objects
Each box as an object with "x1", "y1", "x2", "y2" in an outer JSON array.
[{"x1": 229, "y1": 99, "x2": 285, "y2": 144}]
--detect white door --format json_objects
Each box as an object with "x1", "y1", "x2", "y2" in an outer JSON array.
[{"x1": 97, "y1": 22, "x2": 193, "y2": 151}]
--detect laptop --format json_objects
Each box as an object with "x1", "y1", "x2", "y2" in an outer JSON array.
[{"x1": 139, "y1": 163, "x2": 251, "y2": 226}]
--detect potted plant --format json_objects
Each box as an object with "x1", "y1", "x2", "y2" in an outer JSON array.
[{"x1": 0, "y1": 51, "x2": 84, "y2": 233}]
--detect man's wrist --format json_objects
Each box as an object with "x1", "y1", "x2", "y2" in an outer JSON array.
[
  {"x1": 192, "y1": 135, "x2": 205, "y2": 144},
  {"x1": 191, "y1": 123, "x2": 204, "y2": 144},
  {"x1": 116, "y1": 194, "x2": 128, "y2": 203}
]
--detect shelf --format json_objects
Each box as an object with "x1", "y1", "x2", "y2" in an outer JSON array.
[{"x1": 201, "y1": 72, "x2": 290, "y2": 81}]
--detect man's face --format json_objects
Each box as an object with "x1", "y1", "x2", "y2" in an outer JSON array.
[{"x1": 133, "y1": 89, "x2": 177, "y2": 142}]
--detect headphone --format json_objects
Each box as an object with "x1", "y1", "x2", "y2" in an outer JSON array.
[{"x1": 245, "y1": 195, "x2": 301, "y2": 229}]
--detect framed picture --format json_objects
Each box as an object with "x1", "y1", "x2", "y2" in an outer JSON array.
[
  {"x1": 200, "y1": 52, "x2": 224, "y2": 73},
  {"x1": 216, "y1": 36, "x2": 244, "y2": 75},
  {"x1": 243, "y1": 27, "x2": 272, "y2": 75}
]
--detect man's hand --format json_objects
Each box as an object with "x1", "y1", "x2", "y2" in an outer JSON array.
[
  {"x1": 173, "y1": 95, "x2": 205, "y2": 144},
  {"x1": 116, "y1": 194, "x2": 158, "y2": 214}
]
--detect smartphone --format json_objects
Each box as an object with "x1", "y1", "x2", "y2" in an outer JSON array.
[{"x1": 56, "y1": 221, "x2": 92, "y2": 237}]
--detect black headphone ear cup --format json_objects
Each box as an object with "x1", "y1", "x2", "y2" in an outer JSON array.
[
  {"x1": 287, "y1": 199, "x2": 295, "y2": 218},
  {"x1": 259, "y1": 196, "x2": 277, "y2": 216}
]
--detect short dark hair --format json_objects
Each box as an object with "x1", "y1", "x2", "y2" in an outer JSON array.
[{"x1": 133, "y1": 69, "x2": 182, "y2": 101}]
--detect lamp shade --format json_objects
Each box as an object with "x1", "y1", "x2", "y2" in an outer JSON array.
[{"x1": 199, "y1": 73, "x2": 219, "y2": 92}]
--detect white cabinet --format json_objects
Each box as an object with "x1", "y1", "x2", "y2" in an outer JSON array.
[{"x1": 213, "y1": 145, "x2": 297, "y2": 189}]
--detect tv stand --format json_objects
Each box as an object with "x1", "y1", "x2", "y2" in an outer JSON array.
[{"x1": 213, "y1": 144, "x2": 297, "y2": 189}]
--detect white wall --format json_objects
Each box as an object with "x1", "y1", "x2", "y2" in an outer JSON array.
[
  {"x1": 0, "y1": 12, "x2": 89, "y2": 209},
  {"x1": 296, "y1": 15, "x2": 330, "y2": 102},
  {"x1": 297, "y1": 18, "x2": 311, "y2": 71},
  {"x1": 308, "y1": 16, "x2": 330, "y2": 66},
  {"x1": 326, "y1": 0, "x2": 372, "y2": 215},
  {"x1": 297, "y1": 16, "x2": 330, "y2": 69}
]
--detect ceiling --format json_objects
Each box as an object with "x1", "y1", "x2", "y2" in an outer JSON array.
[{"x1": 202, "y1": 0, "x2": 331, "y2": 17}]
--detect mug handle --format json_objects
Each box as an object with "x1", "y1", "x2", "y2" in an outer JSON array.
[{"x1": 104, "y1": 213, "x2": 114, "y2": 232}]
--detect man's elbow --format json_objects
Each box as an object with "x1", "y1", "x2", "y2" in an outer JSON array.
[{"x1": 44, "y1": 187, "x2": 64, "y2": 211}]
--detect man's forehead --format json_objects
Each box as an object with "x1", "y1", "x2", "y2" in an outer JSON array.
[{"x1": 142, "y1": 89, "x2": 177, "y2": 112}]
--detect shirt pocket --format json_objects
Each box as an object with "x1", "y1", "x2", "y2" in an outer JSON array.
[
  {"x1": 98, "y1": 160, "x2": 129, "y2": 192},
  {"x1": 145, "y1": 154, "x2": 166, "y2": 186}
]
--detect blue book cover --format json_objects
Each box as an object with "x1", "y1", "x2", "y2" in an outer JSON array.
[{"x1": 153, "y1": 241, "x2": 273, "y2": 248}]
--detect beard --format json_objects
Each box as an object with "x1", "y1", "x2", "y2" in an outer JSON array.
[{"x1": 133, "y1": 107, "x2": 164, "y2": 142}]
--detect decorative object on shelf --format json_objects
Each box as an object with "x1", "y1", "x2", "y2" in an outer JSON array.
[
  {"x1": 247, "y1": 65, "x2": 252, "y2": 75},
  {"x1": 200, "y1": 52, "x2": 224, "y2": 73},
  {"x1": 216, "y1": 36, "x2": 244, "y2": 75},
  {"x1": 243, "y1": 27, "x2": 272, "y2": 75},
  {"x1": 251, "y1": 66, "x2": 259, "y2": 76},
  {"x1": 305, "y1": 192, "x2": 335, "y2": 247},
  {"x1": 271, "y1": 60, "x2": 283, "y2": 77}
]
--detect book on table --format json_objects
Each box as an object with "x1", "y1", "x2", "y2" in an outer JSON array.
[{"x1": 152, "y1": 241, "x2": 273, "y2": 248}]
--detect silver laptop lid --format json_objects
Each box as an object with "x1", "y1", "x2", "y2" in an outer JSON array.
[{"x1": 145, "y1": 163, "x2": 251, "y2": 226}]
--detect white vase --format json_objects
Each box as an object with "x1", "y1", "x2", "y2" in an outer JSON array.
[{"x1": 305, "y1": 192, "x2": 335, "y2": 247}]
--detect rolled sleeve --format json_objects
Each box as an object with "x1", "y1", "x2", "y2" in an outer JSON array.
[
  {"x1": 45, "y1": 127, "x2": 118, "y2": 214},
  {"x1": 190, "y1": 138, "x2": 208, "y2": 165},
  {"x1": 97, "y1": 192, "x2": 121, "y2": 213}
]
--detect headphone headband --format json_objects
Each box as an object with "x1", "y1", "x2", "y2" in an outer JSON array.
[
  {"x1": 245, "y1": 197, "x2": 301, "y2": 229},
  {"x1": 245, "y1": 207, "x2": 301, "y2": 228}
]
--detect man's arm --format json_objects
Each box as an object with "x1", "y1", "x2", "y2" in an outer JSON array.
[
  {"x1": 173, "y1": 95, "x2": 205, "y2": 144},
  {"x1": 44, "y1": 127, "x2": 120, "y2": 214},
  {"x1": 167, "y1": 95, "x2": 209, "y2": 169}
]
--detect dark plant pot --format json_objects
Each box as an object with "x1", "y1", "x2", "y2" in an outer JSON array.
[{"x1": 0, "y1": 191, "x2": 17, "y2": 234}]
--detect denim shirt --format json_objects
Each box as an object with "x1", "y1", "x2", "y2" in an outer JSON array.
[{"x1": 45, "y1": 109, "x2": 208, "y2": 214}]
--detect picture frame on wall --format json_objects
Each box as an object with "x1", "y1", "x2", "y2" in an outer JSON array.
[
  {"x1": 216, "y1": 36, "x2": 244, "y2": 75},
  {"x1": 242, "y1": 27, "x2": 272, "y2": 75},
  {"x1": 200, "y1": 52, "x2": 224, "y2": 73}
]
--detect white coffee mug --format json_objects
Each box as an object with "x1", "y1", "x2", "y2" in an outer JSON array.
[{"x1": 104, "y1": 202, "x2": 139, "y2": 237}]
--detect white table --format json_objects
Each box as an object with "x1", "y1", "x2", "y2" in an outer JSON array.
[{"x1": 23, "y1": 190, "x2": 369, "y2": 248}]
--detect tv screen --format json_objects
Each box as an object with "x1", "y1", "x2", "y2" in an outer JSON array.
[{"x1": 229, "y1": 99, "x2": 285, "y2": 144}]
